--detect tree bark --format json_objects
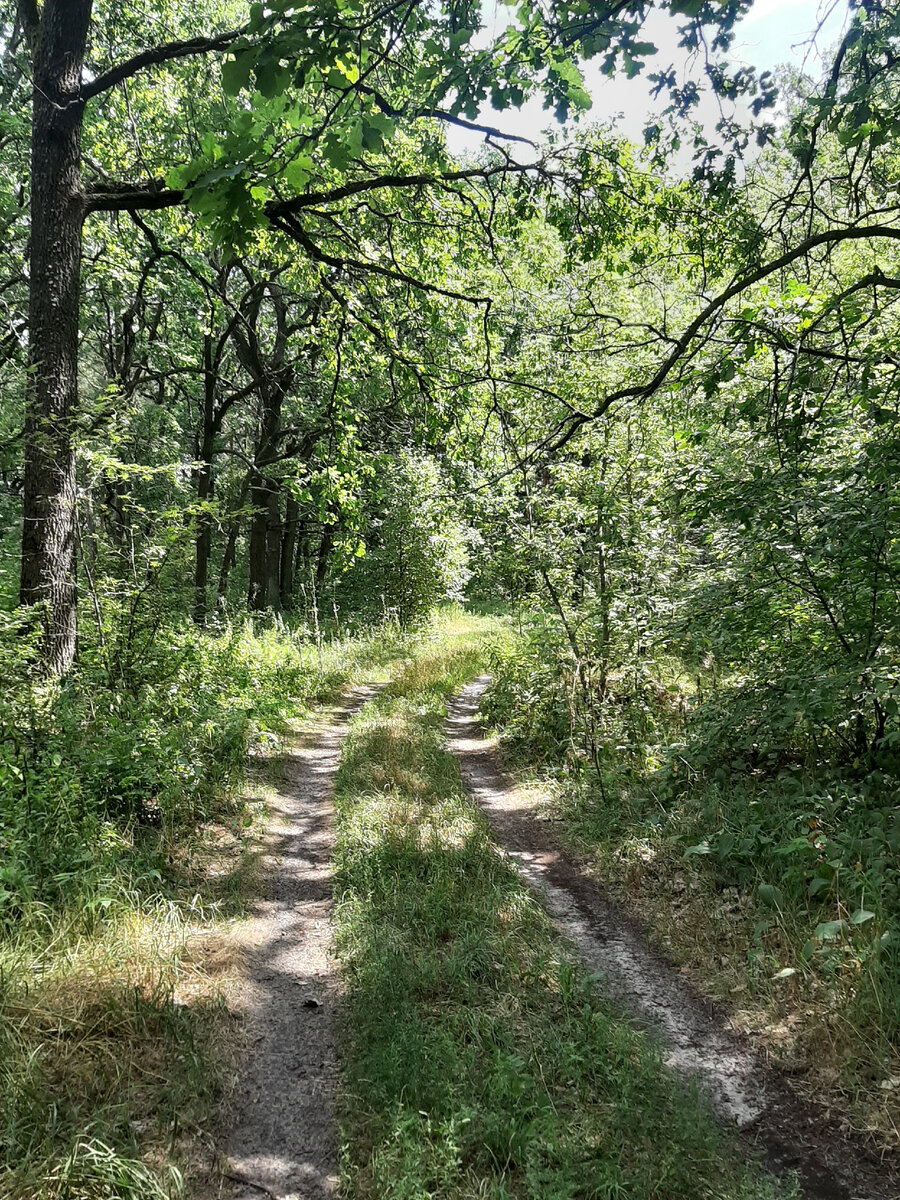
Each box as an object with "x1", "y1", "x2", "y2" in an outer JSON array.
[
  {"x1": 19, "y1": 0, "x2": 93, "y2": 674},
  {"x1": 280, "y1": 493, "x2": 300, "y2": 609},
  {"x1": 314, "y1": 525, "x2": 333, "y2": 608},
  {"x1": 194, "y1": 336, "x2": 216, "y2": 625},
  {"x1": 248, "y1": 473, "x2": 282, "y2": 610},
  {"x1": 239, "y1": 285, "x2": 291, "y2": 611},
  {"x1": 194, "y1": 456, "x2": 214, "y2": 624}
]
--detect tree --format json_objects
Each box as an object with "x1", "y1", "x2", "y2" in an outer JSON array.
[
  {"x1": 13, "y1": 0, "x2": 762, "y2": 671},
  {"x1": 15, "y1": 0, "x2": 237, "y2": 671}
]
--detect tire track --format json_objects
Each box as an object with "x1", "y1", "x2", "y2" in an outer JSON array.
[
  {"x1": 223, "y1": 685, "x2": 382, "y2": 1200},
  {"x1": 446, "y1": 675, "x2": 897, "y2": 1200}
]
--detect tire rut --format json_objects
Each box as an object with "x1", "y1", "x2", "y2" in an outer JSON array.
[
  {"x1": 222, "y1": 684, "x2": 382, "y2": 1200},
  {"x1": 446, "y1": 676, "x2": 898, "y2": 1200}
]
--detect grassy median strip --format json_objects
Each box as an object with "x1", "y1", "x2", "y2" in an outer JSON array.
[{"x1": 333, "y1": 628, "x2": 794, "y2": 1200}]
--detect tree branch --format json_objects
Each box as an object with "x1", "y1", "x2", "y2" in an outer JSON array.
[
  {"x1": 358, "y1": 83, "x2": 538, "y2": 148},
  {"x1": 269, "y1": 212, "x2": 490, "y2": 307},
  {"x1": 81, "y1": 29, "x2": 242, "y2": 102},
  {"x1": 85, "y1": 181, "x2": 184, "y2": 214},
  {"x1": 85, "y1": 157, "x2": 548, "y2": 216},
  {"x1": 268, "y1": 159, "x2": 548, "y2": 216},
  {"x1": 545, "y1": 224, "x2": 900, "y2": 454}
]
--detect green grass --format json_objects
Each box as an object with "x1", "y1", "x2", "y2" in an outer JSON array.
[
  {"x1": 481, "y1": 625, "x2": 900, "y2": 1146},
  {"x1": 0, "y1": 899, "x2": 230, "y2": 1199},
  {"x1": 0, "y1": 616, "x2": 412, "y2": 1200},
  {"x1": 332, "y1": 619, "x2": 793, "y2": 1200}
]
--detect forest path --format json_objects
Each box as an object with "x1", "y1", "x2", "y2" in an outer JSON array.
[
  {"x1": 222, "y1": 685, "x2": 382, "y2": 1200},
  {"x1": 446, "y1": 676, "x2": 897, "y2": 1200}
]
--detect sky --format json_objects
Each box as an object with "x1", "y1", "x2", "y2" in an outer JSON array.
[{"x1": 444, "y1": 0, "x2": 850, "y2": 158}]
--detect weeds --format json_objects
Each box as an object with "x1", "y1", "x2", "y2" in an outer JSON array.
[
  {"x1": 0, "y1": 615, "x2": 407, "y2": 1199},
  {"x1": 484, "y1": 621, "x2": 900, "y2": 1146}
]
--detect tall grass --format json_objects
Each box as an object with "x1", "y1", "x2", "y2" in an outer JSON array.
[{"x1": 0, "y1": 614, "x2": 407, "y2": 1199}]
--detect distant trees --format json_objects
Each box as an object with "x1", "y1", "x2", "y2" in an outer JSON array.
[{"x1": 336, "y1": 452, "x2": 470, "y2": 627}]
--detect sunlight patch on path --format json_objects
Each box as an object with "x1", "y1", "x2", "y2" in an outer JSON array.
[{"x1": 224, "y1": 686, "x2": 382, "y2": 1200}]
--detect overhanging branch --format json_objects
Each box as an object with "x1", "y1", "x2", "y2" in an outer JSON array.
[
  {"x1": 81, "y1": 29, "x2": 242, "y2": 102},
  {"x1": 544, "y1": 224, "x2": 900, "y2": 454},
  {"x1": 84, "y1": 157, "x2": 548, "y2": 216},
  {"x1": 267, "y1": 158, "x2": 548, "y2": 217},
  {"x1": 270, "y1": 211, "x2": 490, "y2": 307}
]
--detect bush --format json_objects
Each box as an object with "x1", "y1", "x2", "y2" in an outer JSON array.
[
  {"x1": 0, "y1": 613, "x2": 404, "y2": 930},
  {"x1": 334, "y1": 452, "x2": 471, "y2": 626}
]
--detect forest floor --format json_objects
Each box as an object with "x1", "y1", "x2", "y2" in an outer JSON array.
[
  {"x1": 9, "y1": 617, "x2": 896, "y2": 1200},
  {"x1": 216, "y1": 615, "x2": 883, "y2": 1200}
]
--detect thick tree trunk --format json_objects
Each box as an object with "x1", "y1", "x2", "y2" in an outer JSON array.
[{"x1": 19, "y1": 0, "x2": 93, "y2": 674}]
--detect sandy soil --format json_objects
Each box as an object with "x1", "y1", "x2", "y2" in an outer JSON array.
[
  {"x1": 220, "y1": 687, "x2": 381, "y2": 1200},
  {"x1": 447, "y1": 676, "x2": 899, "y2": 1200}
]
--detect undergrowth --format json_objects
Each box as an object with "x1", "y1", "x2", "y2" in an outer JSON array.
[
  {"x1": 332, "y1": 619, "x2": 792, "y2": 1199},
  {"x1": 483, "y1": 621, "x2": 900, "y2": 1146},
  {"x1": 0, "y1": 612, "x2": 406, "y2": 1200}
]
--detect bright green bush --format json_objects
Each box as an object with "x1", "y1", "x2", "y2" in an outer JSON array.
[{"x1": 334, "y1": 452, "x2": 471, "y2": 627}]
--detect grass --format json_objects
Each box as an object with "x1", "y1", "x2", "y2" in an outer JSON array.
[
  {"x1": 332, "y1": 616, "x2": 793, "y2": 1200},
  {"x1": 0, "y1": 901, "x2": 234, "y2": 1200},
  {"x1": 549, "y1": 773, "x2": 900, "y2": 1146},
  {"x1": 480, "y1": 626, "x2": 900, "y2": 1148},
  {"x1": 0, "y1": 616, "x2": 411, "y2": 1200}
]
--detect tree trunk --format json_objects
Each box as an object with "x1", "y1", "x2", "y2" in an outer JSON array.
[
  {"x1": 217, "y1": 518, "x2": 240, "y2": 605},
  {"x1": 314, "y1": 525, "x2": 334, "y2": 609},
  {"x1": 194, "y1": 338, "x2": 216, "y2": 625},
  {"x1": 280, "y1": 493, "x2": 300, "y2": 609},
  {"x1": 19, "y1": 0, "x2": 93, "y2": 674},
  {"x1": 265, "y1": 486, "x2": 282, "y2": 608},
  {"x1": 236, "y1": 283, "x2": 291, "y2": 613},
  {"x1": 217, "y1": 474, "x2": 249, "y2": 607},
  {"x1": 248, "y1": 474, "x2": 281, "y2": 610},
  {"x1": 194, "y1": 454, "x2": 214, "y2": 625}
]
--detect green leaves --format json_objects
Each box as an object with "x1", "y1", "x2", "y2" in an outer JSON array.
[
  {"x1": 814, "y1": 919, "x2": 847, "y2": 941},
  {"x1": 283, "y1": 152, "x2": 314, "y2": 190},
  {"x1": 850, "y1": 908, "x2": 876, "y2": 926},
  {"x1": 222, "y1": 53, "x2": 253, "y2": 95}
]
